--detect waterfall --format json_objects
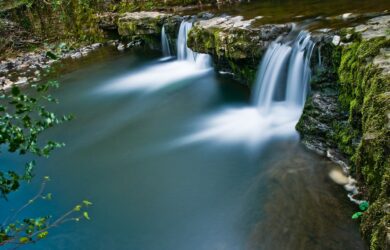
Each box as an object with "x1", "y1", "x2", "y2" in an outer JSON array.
[
  {"x1": 174, "y1": 30, "x2": 315, "y2": 147},
  {"x1": 252, "y1": 31, "x2": 315, "y2": 112},
  {"x1": 101, "y1": 21, "x2": 212, "y2": 94},
  {"x1": 161, "y1": 26, "x2": 171, "y2": 57},
  {"x1": 176, "y1": 21, "x2": 211, "y2": 69}
]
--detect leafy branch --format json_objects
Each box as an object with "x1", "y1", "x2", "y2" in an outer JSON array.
[{"x1": 0, "y1": 176, "x2": 92, "y2": 247}]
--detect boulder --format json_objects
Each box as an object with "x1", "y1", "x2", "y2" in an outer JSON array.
[
  {"x1": 117, "y1": 11, "x2": 173, "y2": 36},
  {"x1": 187, "y1": 16, "x2": 292, "y2": 84}
]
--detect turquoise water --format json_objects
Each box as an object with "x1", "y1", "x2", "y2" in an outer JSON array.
[{"x1": 1, "y1": 48, "x2": 366, "y2": 250}]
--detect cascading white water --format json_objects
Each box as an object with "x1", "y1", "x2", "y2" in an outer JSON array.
[
  {"x1": 100, "y1": 20, "x2": 212, "y2": 94},
  {"x1": 252, "y1": 31, "x2": 315, "y2": 112},
  {"x1": 174, "y1": 30, "x2": 315, "y2": 147},
  {"x1": 176, "y1": 21, "x2": 211, "y2": 69},
  {"x1": 161, "y1": 26, "x2": 171, "y2": 57}
]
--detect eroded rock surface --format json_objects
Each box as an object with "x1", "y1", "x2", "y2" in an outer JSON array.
[
  {"x1": 118, "y1": 11, "x2": 176, "y2": 36},
  {"x1": 187, "y1": 16, "x2": 292, "y2": 84},
  {"x1": 297, "y1": 15, "x2": 390, "y2": 249}
]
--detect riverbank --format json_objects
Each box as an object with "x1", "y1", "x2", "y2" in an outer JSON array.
[{"x1": 1, "y1": 2, "x2": 389, "y2": 248}]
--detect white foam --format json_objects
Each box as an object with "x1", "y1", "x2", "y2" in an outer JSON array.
[{"x1": 99, "y1": 61, "x2": 212, "y2": 93}]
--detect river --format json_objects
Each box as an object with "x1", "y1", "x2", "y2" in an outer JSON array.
[{"x1": 1, "y1": 22, "x2": 368, "y2": 250}]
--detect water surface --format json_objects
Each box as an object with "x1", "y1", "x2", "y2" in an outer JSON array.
[{"x1": 2, "y1": 48, "x2": 366, "y2": 250}]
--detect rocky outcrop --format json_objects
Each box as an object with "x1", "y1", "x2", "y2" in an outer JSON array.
[
  {"x1": 118, "y1": 11, "x2": 172, "y2": 36},
  {"x1": 297, "y1": 15, "x2": 390, "y2": 249},
  {"x1": 187, "y1": 16, "x2": 292, "y2": 84},
  {"x1": 98, "y1": 11, "x2": 291, "y2": 84},
  {"x1": 115, "y1": 11, "x2": 182, "y2": 48},
  {"x1": 112, "y1": 0, "x2": 240, "y2": 12},
  {"x1": 96, "y1": 12, "x2": 119, "y2": 30}
]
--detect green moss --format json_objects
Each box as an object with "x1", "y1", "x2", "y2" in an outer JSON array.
[
  {"x1": 298, "y1": 32, "x2": 389, "y2": 248},
  {"x1": 335, "y1": 36, "x2": 390, "y2": 248},
  {"x1": 187, "y1": 25, "x2": 262, "y2": 85},
  {"x1": 115, "y1": 0, "x2": 216, "y2": 12}
]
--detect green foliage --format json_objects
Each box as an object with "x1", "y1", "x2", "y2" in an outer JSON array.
[
  {"x1": 4, "y1": 0, "x2": 105, "y2": 45},
  {"x1": 0, "y1": 176, "x2": 93, "y2": 246},
  {"x1": 0, "y1": 80, "x2": 71, "y2": 199},
  {"x1": 336, "y1": 36, "x2": 390, "y2": 249},
  {"x1": 0, "y1": 79, "x2": 91, "y2": 247},
  {"x1": 359, "y1": 201, "x2": 369, "y2": 211},
  {"x1": 352, "y1": 212, "x2": 363, "y2": 219},
  {"x1": 351, "y1": 201, "x2": 369, "y2": 220}
]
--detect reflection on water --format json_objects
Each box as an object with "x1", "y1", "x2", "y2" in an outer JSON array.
[
  {"x1": 1, "y1": 48, "x2": 366, "y2": 250},
  {"x1": 246, "y1": 142, "x2": 366, "y2": 250}
]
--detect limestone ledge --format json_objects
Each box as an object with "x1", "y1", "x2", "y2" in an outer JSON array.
[
  {"x1": 97, "y1": 11, "x2": 292, "y2": 84},
  {"x1": 187, "y1": 16, "x2": 292, "y2": 84}
]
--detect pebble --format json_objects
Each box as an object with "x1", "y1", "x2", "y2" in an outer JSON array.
[
  {"x1": 117, "y1": 43, "x2": 125, "y2": 51},
  {"x1": 91, "y1": 43, "x2": 101, "y2": 49},
  {"x1": 0, "y1": 41, "x2": 116, "y2": 89},
  {"x1": 70, "y1": 52, "x2": 82, "y2": 59},
  {"x1": 15, "y1": 77, "x2": 28, "y2": 85},
  {"x1": 332, "y1": 35, "x2": 341, "y2": 46}
]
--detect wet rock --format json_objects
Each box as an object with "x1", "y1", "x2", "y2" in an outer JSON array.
[
  {"x1": 332, "y1": 35, "x2": 340, "y2": 45},
  {"x1": 91, "y1": 43, "x2": 102, "y2": 50},
  {"x1": 354, "y1": 15, "x2": 390, "y2": 40},
  {"x1": 187, "y1": 15, "x2": 291, "y2": 84},
  {"x1": 188, "y1": 16, "x2": 291, "y2": 60},
  {"x1": 96, "y1": 12, "x2": 119, "y2": 30},
  {"x1": 296, "y1": 33, "x2": 347, "y2": 164},
  {"x1": 326, "y1": 149, "x2": 350, "y2": 173},
  {"x1": 15, "y1": 77, "x2": 28, "y2": 85},
  {"x1": 117, "y1": 43, "x2": 125, "y2": 51},
  {"x1": 297, "y1": 15, "x2": 390, "y2": 248},
  {"x1": 127, "y1": 40, "x2": 142, "y2": 48},
  {"x1": 70, "y1": 52, "x2": 82, "y2": 59},
  {"x1": 117, "y1": 11, "x2": 173, "y2": 36}
]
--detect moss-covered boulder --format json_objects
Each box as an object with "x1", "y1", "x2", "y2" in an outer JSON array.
[
  {"x1": 116, "y1": 11, "x2": 182, "y2": 48},
  {"x1": 187, "y1": 16, "x2": 291, "y2": 85},
  {"x1": 118, "y1": 11, "x2": 171, "y2": 36}
]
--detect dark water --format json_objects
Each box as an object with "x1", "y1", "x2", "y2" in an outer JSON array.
[
  {"x1": 182, "y1": 0, "x2": 390, "y2": 29},
  {"x1": 1, "y1": 48, "x2": 366, "y2": 250}
]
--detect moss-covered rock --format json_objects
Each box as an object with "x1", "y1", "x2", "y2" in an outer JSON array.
[
  {"x1": 118, "y1": 11, "x2": 171, "y2": 36},
  {"x1": 111, "y1": 0, "x2": 238, "y2": 12},
  {"x1": 187, "y1": 16, "x2": 291, "y2": 85},
  {"x1": 116, "y1": 11, "x2": 182, "y2": 48},
  {"x1": 297, "y1": 15, "x2": 390, "y2": 249}
]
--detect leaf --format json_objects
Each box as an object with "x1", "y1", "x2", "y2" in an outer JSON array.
[
  {"x1": 19, "y1": 237, "x2": 30, "y2": 244},
  {"x1": 359, "y1": 201, "x2": 369, "y2": 211},
  {"x1": 82, "y1": 200, "x2": 93, "y2": 206},
  {"x1": 37, "y1": 231, "x2": 48, "y2": 239},
  {"x1": 352, "y1": 212, "x2": 363, "y2": 219},
  {"x1": 74, "y1": 205, "x2": 82, "y2": 211},
  {"x1": 83, "y1": 212, "x2": 90, "y2": 220}
]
